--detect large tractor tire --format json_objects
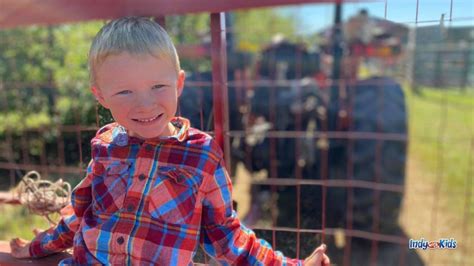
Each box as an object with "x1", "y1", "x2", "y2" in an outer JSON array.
[
  {"x1": 269, "y1": 76, "x2": 408, "y2": 258},
  {"x1": 349, "y1": 76, "x2": 407, "y2": 234}
]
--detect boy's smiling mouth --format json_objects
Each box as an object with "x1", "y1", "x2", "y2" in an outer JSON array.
[{"x1": 132, "y1": 113, "x2": 163, "y2": 123}]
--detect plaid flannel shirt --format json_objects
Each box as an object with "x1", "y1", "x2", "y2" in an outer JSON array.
[{"x1": 29, "y1": 117, "x2": 303, "y2": 265}]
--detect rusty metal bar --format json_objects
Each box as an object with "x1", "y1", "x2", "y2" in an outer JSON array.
[
  {"x1": 210, "y1": 12, "x2": 230, "y2": 167},
  {"x1": 370, "y1": 75, "x2": 384, "y2": 266},
  {"x1": 5, "y1": 131, "x2": 16, "y2": 190},
  {"x1": 75, "y1": 106, "x2": 84, "y2": 170},
  {"x1": 228, "y1": 130, "x2": 408, "y2": 142},
  {"x1": 0, "y1": 0, "x2": 358, "y2": 29},
  {"x1": 57, "y1": 123, "x2": 66, "y2": 170},
  {"x1": 0, "y1": 162, "x2": 85, "y2": 175},
  {"x1": 154, "y1": 16, "x2": 166, "y2": 28},
  {"x1": 39, "y1": 134, "x2": 49, "y2": 179},
  {"x1": 321, "y1": 127, "x2": 329, "y2": 247},
  {"x1": 343, "y1": 140, "x2": 353, "y2": 266},
  {"x1": 20, "y1": 133, "x2": 30, "y2": 165},
  {"x1": 199, "y1": 83, "x2": 205, "y2": 131},
  {"x1": 343, "y1": 78, "x2": 355, "y2": 266},
  {"x1": 249, "y1": 226, "x2": 409, "y2": 245},
  {"x1": 268, "y1": 50, "x2": 279, "y2": 251},
  {"x1": 294, "y1": 37, "x2": 303, "y2": 259},
  {"x1": 252, "y1": 178, "x2": 404, "y2": 193}
]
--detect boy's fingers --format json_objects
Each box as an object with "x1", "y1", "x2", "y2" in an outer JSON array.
[
  {"x1": 320, "y1": 244, "x2": 327, "y2": 252},
  {"x1": 33, "y1": 228, "x2": 43, "y2": 236},
  {"x1": 316, "y1": 244, "x2": 326, "y2": 252},
  {"x1": 9, "y1": 239, "x2": 17, "y2": 249},
  {"x1": 304, "y1": 244, "x2": 329, "y2": 265},
  {"x1": 9, "y1": 240, "x2": 20, "y2": 256},
  {"x1": 14, "y1": 238, "x2": 26, "y2": 245},
  {"x1": 310, "y1": 244, "x2": 326, "y2": 257},
  {"x1": 10, "y1": 238, "x2": 21, "y2": 247},
  {"x1": 323, "y1": 254, "x2": 330, "y2": 265},
  {"x1": 9, "y1": 239, "x2": 30, "y2": 259}
]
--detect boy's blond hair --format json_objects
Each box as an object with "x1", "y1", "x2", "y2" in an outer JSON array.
[{"x1": 88, "y1": 16, "x2": 180, "y2": 87}]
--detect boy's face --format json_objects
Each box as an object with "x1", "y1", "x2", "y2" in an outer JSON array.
[{"x1": 92, "y1": 52, "x2": 185, "y2": 139}]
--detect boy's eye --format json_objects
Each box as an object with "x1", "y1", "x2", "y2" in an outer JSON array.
[
  {"x1": 152, "y1": 84, "x2": 165, "y2": 90},
  {"x1": 116, "y1": 90, "x2": 132, "y2": 95}
]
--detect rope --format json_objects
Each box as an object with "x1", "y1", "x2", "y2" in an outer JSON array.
[{"x1": 15, "y1": 171, "x2": 71, "y2": 225}]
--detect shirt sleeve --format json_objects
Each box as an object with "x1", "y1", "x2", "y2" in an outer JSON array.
[
  {"x1": 200, "y1": 159, "x2": 303, "y2": 266},
  {"x1": 29, "y1": 160, "x2": 94, "y2": 258}
]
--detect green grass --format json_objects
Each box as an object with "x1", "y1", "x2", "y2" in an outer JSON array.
[
  {"x1": 0, "y1": 205, "x2": 55, "y2": 240},
  {"x1": 406, "y1": 86, "x2": 474, "y2": 215},
  {"x1": 418, "y1": 87, "x2": 474, "y2": 108}
]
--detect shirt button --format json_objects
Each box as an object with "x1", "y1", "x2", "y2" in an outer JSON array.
[
  {"x1": 127, "y1": 204, "x2": 134, "y2": 212},
  {"x1": 145, "y1": 144, "x2": 153, "y2": 151},
  {"x1": 138, "y1": 174, "x2": 146, "y2": 181},
  {"x1": 117, "y1": 236, "x2": 124, "y2": 245}
]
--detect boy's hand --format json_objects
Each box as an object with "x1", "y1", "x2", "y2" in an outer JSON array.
[
  {"x1": 9, "y1": 228, "x2": 43, "y2": 259},
  {"x1": 9, "y1": 237, "x2": 31, "y2": 259},
  {"x1": 303, "y1": 244, "x2": 330, "y2": 266}
]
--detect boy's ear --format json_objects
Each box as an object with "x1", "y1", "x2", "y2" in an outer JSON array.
[
  {"x1": 90, "y1": 86, "x2": 109, "y2": 109},
  {"x1": 176, "y1": 70, "x2": 186, "y2": 97}
]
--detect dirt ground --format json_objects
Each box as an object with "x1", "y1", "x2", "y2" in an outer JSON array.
[{"x1": 399, "y1": 157, "x2": 472, "y2": 265}]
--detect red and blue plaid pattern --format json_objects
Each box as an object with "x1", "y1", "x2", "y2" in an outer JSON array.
[{"x1": 29, "y1": 117, "x2": 303, "y2": 265}]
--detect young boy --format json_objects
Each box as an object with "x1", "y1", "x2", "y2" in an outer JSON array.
[{"x1": 10, "y1": 16, "x2": 330, "y2": 265}]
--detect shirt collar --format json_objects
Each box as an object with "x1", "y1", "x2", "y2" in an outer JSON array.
[{"x1": 108, "y1": 117, "x2": 190, "y2": 146}]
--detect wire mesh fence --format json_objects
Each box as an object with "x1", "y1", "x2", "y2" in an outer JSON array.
[{"x1": 0, "y1": 0, "x2": 473, "y2": 265}]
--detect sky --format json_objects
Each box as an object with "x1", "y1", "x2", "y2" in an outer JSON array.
[{"x1": 280, "y1": 0, "x2": 474, "y2": 35}]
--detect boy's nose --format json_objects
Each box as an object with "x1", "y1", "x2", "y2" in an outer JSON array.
[{"x1": 135, "y1": 93, "x2": 157, "y2": 110}]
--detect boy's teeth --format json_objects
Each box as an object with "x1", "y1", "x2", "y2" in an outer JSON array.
[{"x1": 136, "y1": 115, "x2": 159, "y2": 122}]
